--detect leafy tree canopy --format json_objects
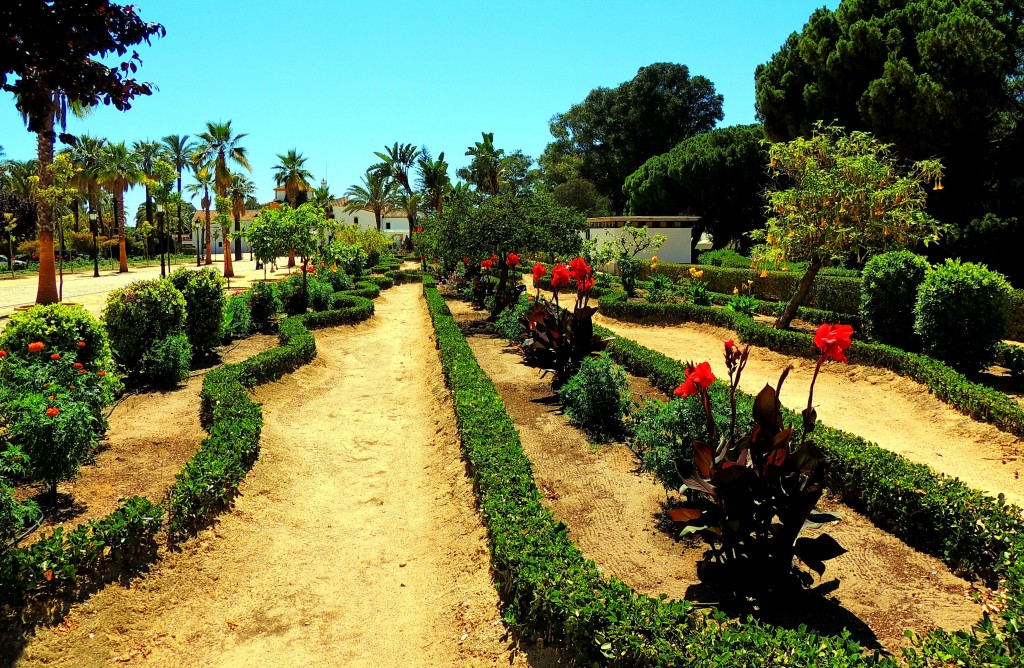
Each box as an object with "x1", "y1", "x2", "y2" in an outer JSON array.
[
  {"x1": 1, "y1": 1, "x2": 165, "y2": 132},
  {"x1": 754, "y1": 0, "x2": 1024, "y2": 269},
  {"x1": 542, "y1": 62, "x2": 724, "y2": 211},
  {"x1": 623, "y1": 124, "x2": 770, "y2": 253}
]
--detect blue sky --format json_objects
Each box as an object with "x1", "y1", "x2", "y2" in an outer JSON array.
[{"x1": 0, "y1": 0, "x2": 838, "y2": 219}]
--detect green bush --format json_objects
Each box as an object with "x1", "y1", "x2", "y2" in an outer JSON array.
[
  {"x1": 5, "y1": 393, "x2": 98, "y2": 496},
  {"x1": 168, "y1": 267, "x2": 226, "y2": 356},
  {"x1": 322, "y1": 268, "x2": 354, "y2": 293},
  {"x1": 344, "y1": 281, "x2": 381, "y2": 300},
  {"x1": 557, "y1": 353, "x2": 632, "y2": 439},
  {"x1": 223, "y1": 293, "x2": 252, "y2": 340},
  {"x1": 1008, "y1": 290, "x2": 1024, "y2": 341},
  {"x1": 915, "y1": 259, "x2": 1012, "y2": 373},
  {"x1": 306, "y1": 276, "x2": 333, "y2": 312},
  {"x1": 365, "y1": 275, "x2": 394, "y2": 291},
  {"x1": 0, "y1": 303, "x2": 114, "y2": 369},
  {"x1": 141, "y1": 333, "x2": 192, "y2": 388},
  {"x1": 697, "y1": 248, "x2": 750, "y2": 268},
  {"x1": 247, "y1": 281, "x2": 280, "y2": 327},
  {"x1": 277, "y1": 273, "x2": 308, "y2": 315},
  {"x1": 103, "y1": 279, "x2": 188, "y2": 374},
  {"x1": 0, "y1": 480, "x2": 40, "y2": 543},
  {"x1": 860, "y1": 251, "x2": 930, "y2": 350},
  {"x1": 494, "y1": 294, "x2": 532, "y2": 342}
]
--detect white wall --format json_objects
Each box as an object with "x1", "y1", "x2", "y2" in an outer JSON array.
[
  {"x1": 331, "y1": 206, "x2": 411, "y2": 237},
  {"x1": 588, "y1": 226, "x2": 692, "y2": 264}
]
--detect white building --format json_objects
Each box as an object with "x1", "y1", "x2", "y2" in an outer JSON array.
[
  {"x1": 329, "y1": 196, "x2": 413, "y2": 241},
  {"x1": 586, "y1": 216, "x2": 699, "y2": 264}
]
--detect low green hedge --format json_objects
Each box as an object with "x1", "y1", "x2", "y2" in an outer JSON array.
[
  {"x1": 1008, "y1": 290, "x2": 1024, "y2": 342},
  {"x1": 599, "y1": 326, "x2": 1022, "y2": 662},
  {"x1": 600, "y1": 291, "x2": 1024, "y2": 440},
  {"x1": 423, "y1": 278, "x2": 914, "y2": 667},
  {"x1": 385, "y1": 269, "x2": 426, "y2": 285},
  {"x1": 0, "y1": 496, "x2": 163, "y2": 606},
  {"x1": 364, "y1": 275, "x2": 395, "y2": 291},
  {"x1": 705, "y1": 292, "x2": 862, "y2": 330},
  {"x1": 343, "y1": 281, "x2": 381, "y2": 300}
]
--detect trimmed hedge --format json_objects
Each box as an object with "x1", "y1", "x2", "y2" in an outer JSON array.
[
  {"x1": 600, "y1": 290, "x2": 1024, "y2": 440},
  {"x1": 344, "y1": 281, "x2": 381, "y2": 300},
  {"x1": 1009, "y1": 291, "x2": 1024, "y2": 342},
  {"x1": 364, "y1": 275, "x2": 395, "y2": 291},
  {"x1": 599, "y1": 325, "x2": 1022, "y2": 662},
  {"x1": 385, "y1": 269, "x2": 425, "y2": 285},
  {"x1": 422, "y1": 278, "x2": 909, "y2": 667}
]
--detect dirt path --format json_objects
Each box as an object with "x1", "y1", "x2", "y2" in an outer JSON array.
[
  {"x1": 595, "y1": 314, "x2": 1024, "y2": 508},
  {"x1": 448, "y1": 301, "x2": 982, "y2": 654},
  {"x1": 11, "y1": 285, "x2": 556, "y2": 667}
]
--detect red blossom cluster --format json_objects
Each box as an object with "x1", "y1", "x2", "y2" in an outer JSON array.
[
  {"x1": 507, "y1": 252, "x2": 520, "y2": 267},
  {"x1": 481, "y1": 259, "x2": 493, "y2": 270},
  {"x1": 674, "y1": 361, "x2": 716, "y2": 398}
]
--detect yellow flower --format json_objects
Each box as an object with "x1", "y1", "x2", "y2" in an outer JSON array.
[
  {"x1": 759, "y1": 270, "x2": 768, "y2": 278},
  {"x1": 651, "y1": 256, "x2": 658, "y2": 263},
  {"x1": 782, "y1": 265, "x2": 789, "y2": 271},
  {"x1": 695, "y1": 270, "x2": 704, "y2": 278},
  {"x1": 733, "y1": 287, "x2": 739, "y2": 295}
]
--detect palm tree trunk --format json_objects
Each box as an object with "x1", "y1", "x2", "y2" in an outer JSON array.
[
  {"x1": 117, "y1": 191, "x2": 128, "y2": 273},
  {"x1": 204, "y1": 195, "x2": 212, "y2": 265},
  {"x1": 287, "y1": 191, "x2": 297, "y2": 268},
  {"x1": 223, "y1": 223, "x2": 234, "y2": 278},
  {"x1": 234, "y1": 211, "x2": 242, "y2": 261},
  {"x1": 375, "y1": 211, "x2": 382, "y2": 232},
  {"x1": 35, "y1": 114, "x2": 59, "y2": 304}
]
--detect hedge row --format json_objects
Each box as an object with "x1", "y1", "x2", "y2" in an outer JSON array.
[
  {"x1": 1009, "y1": 290, "x2": 1024, "y2": 342},
  {"x1": 0, "y1": 496, "x2": 163, "y2": 606},
  {"x1": 364, "y1": 275, "x2": 395, "y2": 291},
  {"x1": 600, "y1": 291, "x2": 1024, "y2": 440},
  {"x1": 705, "y1": 291, "x2": 862, "y2": 330},
  {"x1": 422, "y1": 277, "x2": 908, "y2": 667},
  {"x1": 385, "y1": 269, "x2": 426, "y2": 285},
  {"x1": 345, "y1": 280, "x2": 382, "y2": 300},
  {"x1": 599, "y1": 325, "x2": 1022, "y2": 662}
]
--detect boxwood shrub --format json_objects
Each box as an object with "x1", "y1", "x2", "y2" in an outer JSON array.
[
  {"x1": 860, "y1": 251, "x2": 930, "y2": 350},
  {"x1": 103, "y1": 279, "x2": 188, "y2": 376},
  {"x1": 557, "y1": 353, "x2": 632, "y2": 440},
  {"x1": 168, "y1": 267, "x2": 226, "y2": 356}
]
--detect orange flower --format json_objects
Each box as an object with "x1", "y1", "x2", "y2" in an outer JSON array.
[
  {"x1": 46, "y1": 407, "x2": 59, "y2": 418},
  {"x1": 0, "y1": 350, "x2": 6, "y2": 358},
  {"x1": 97, "y1": 371, "x2": 106, "y2": 377},
  {"x1": 28, "y1": 341, "x2": 44, "y2": 353},
  {"x1": 76, "y1": 340, "x2": 86, "y2": 348},
  {"x1": 759, "y1": 270, "x2": 768, "y2": 278},
  {"x1": 48, "y1": 395, "x2": 54, "y2": 401},
  {"x1": 50, "y1": 353, "x2": 60, "y2": 360},
  {"x1": 78, "y1": 369, "x2": 87, "y2": 374},
  {"x1": 73, "y1": 362, "x2": 83, "y2": 369}
]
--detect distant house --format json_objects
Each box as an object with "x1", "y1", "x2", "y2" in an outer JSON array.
[
  {"x1": 330, "y1": 196, "x2": 413, "y2": 240},
  {"x1": 273, "y1": 184, "x2": 315, "y2": 204},
  {"x1": 190, "y1": 209, "x2": 262, "y2": 255}
]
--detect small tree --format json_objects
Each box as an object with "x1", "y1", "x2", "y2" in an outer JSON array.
[
  {"x1": 279, "y1": 203, "x2": 323, "y2": 311},
  {"x1": 247, "y1": 207, "x2": 286, "y2": 277},
  {"x1": 754, "y1": 123, "x2": 944, "y2": 329}
]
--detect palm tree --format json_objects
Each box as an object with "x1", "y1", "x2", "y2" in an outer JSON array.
[
  {"x1": 228, "y1": 173, "x2": 256, "y2": 262},
  {"x1": 312, "y1": 181, "x2": 336, "y2": 220},
  {"x1": 344, "y1": 169, "x2": 397, "y2": 232},
  {"x1": 133, "y1": 139, "x2": 162, "y2": 264},
  {"x1": 373, "y1": 143, "x2": 421, "y2": 229},
  {"x1": 3, "y1": 159, "x2": 40, "y2": 200},
  {"x1": 185, "y1": 157, "x2": 214, "y2": 265},
  {"x1": 272, "y1": 149, "x2": 314, "y2": 267},
  {"x1": 195, "y1": 120, "x2": 251, "y2": 197},
  {"x1": 161, "y1": 134, "x2": 195, "y2": 256},
  {"x1": 68, "y1": 136, "x2": 106, "y2": 276},
  {"x1": 417, "y1": 151, "x2": 451, "y2": 213},
  {"x1": 460, "y1": 131, "x2": 506, "y2": 195},
  {"x1": 98, "y1": 141, "x2": 143, "y2": 273}
]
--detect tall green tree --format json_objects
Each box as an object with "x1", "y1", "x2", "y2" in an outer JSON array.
[
  {"x1": 623, "y1": 124, "x2": 770, "y2": 253},
  {"x1": 133, "y1": 139, "x2": 161, "y2": 252},
  {"x1": 98, "y1": 141, "x2": 143, "y2": 273},
  {"x1": 459, "y1": 132, "x2": 506, "y2": 196},
  {"x1": 417, "y1": 150, "x2": 451, "y2": 213},
  {"x1": 373, "y1": 142, "x2": 421, "y2": 229},
  {"x1": 272, "y1": 149, "x2": 314, "y2": 267},
  {"x1": 161, "y1": 134, "x2": 195, "y2": 254},
  {"x1": 228, "y1": 173, "x2": 256, "y2": 261},
  {"x1": 196, "y1": 121, "x2": 251, "y2": 198},
  {"x1": 344, "y1": 169, "x2": 397, "y2": 232},
  {"x1": 754, "y1": 0, "x2": 1024, "y2": 280},
  {"x1": 754, "y1": 124, "x2": 944, "y2": 330},
  {"x1": 542, "y1": 63, "x2": 724, "y2": 211}
]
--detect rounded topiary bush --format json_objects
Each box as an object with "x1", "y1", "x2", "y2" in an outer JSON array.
[
  {"x1": 247, "y1": 281, "x2": 280, "y2": 327},
  {"x1": 860, "y1": 251, "x2": 931, "y2": 350},
  {"x1": 141, "y1": 333, "x2": 192, "y2": 388},
  {"x1": 914, "y1": 259, "x2": 1012, "y2": 373},
  {"x1": 168, "y1": 267, "x2": 226, "y2": 356},
  {"x1": 103, "y1": 279, "x2": 188, "y2": 372},
  {"x1": 557, "y1": 353, "x2": 632, "y2": 439}
]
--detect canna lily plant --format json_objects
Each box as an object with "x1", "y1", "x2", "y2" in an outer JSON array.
[
  {"x1": 668, "y1": 325, "x2": 854, "y2": 596},
  {"x1": 520, "y1": 257, "x2": 608, "y2": 385}
]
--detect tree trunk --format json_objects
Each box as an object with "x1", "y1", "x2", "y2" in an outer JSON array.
[
  {"x1": 234, "y1": 211, "x2": 242, "y2": 261},
  {"x1": 774, "y1": 259, "x2": 822, "y2": 330},
  {"x1": 287, "y1": 191, "x2": 297, "y2": 268},
  {"x1": 204, "y1": 195, "x2": 212, "y2": 265},
  {"x1": 375, "y1": 211, "x2": 382, "y2": 232},
  {"x1": 287, "y1": 249, "x2": 295, "y2": 268},
  {"x1": 35, "y1": 115, "x2": 59, "y2": 305},
  {"x1": 223, "y1": 224, "x2": 234, "y2": 278},
  {"x1": 117, "y1": 192, "x2": 128, "y2": 273}
]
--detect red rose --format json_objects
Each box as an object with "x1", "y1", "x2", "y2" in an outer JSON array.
[
  {"x1": 673, "y1": 361, "x2": 716, "y2": 398},
  {"x1": 532, "y1": 263, "x2": 547, "y2": 282},
  {"x1": 46, "y1": 407, "x2": 59, "y2": 418},
  {"x1": 76, "y1": 341, "x2": 86, "y2": 348},
  {"x1": 814, "y1": 324, "x2": 854, "y2": 363},
  {"x1": 550, "y1": 264, "x2": 571, "y2": 288},
  {"x1": 28, "y1": 341, "x2": 45, "y2": 353},
  {"x1": 50, "y1": 353, "x2": 60, "y2": 360},
  {"x1": 507, "y1": 252, "x2": 521, "y2": 267}
]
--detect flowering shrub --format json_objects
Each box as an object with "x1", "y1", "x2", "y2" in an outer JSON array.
[
  {"x1": 104, "y1": 279, "x2": 188, "y2": 378},
  {"x1": 321, "y1": 268, "x2": 354, "y2": 293},
  {"x1": 646, "y1": 273, "x2": 672, "y2": 303},
  {"x1": 246, "y1": 282, "x2": 281, "y2": 327},
  {"x1": 667, "y1": 329, "x2": 853, "y2": 595},
  {"x1": 0, "y1": 303, "x2": 115, "y2": 371},
  {"x1": 557, "y1": 353, "x2": 632, "y2": 440},
  {"x1": 687, "y1": 266, "x2": 711, "y2": 305}
]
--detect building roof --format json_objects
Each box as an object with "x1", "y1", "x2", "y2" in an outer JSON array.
[
  {"x1": 330, "y1": 196, "x2": 410, "y2": 219},
  {"x1": 587, "y1": 215, "x2": 699, "y2": 229}
]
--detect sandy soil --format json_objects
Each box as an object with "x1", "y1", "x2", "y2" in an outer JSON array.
[
  {"x1": 594, "y1": 314, "x2": 1024, "y2": 508},
  {"x1": 8, "y1": 285, "x2": 558, "y2": 667},
  {"x1": 448, "y1": 300, "x2": 983, "y2": 654},
  {"x1": 14, "y1": 334, "x2": 280, "y2": 544}
]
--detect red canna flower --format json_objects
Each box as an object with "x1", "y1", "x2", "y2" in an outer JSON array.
[
  {"x1": 50, "y1": 353, "x2": 60, "y2": 360},
  {"x1": 76, "y1": 340, "x2": 86, "y2": 348},
  {"x1": 814, "y1": 324, "x2": 854, "y2": 363},
  {"x1": 532, "y1": 263, "x2": 547, "y2": 282},
  {"x1": 481, "y1": 259, "x2": 493, "y2": 269},
  {"x1": 550, "y1": 264, "x2": 571, "y2": 288},
  {"x1": 73, "y1": 362, "x2": 83, "y2": 369},
  {"x1": 568, "y1": 257, "x2": 591, "y2": 282},
  {"x1": 462, "y1": 257, "x2": 469, "y2": 265},
  {"x1": 28, "y1": 341, "x2": 44, "y2": 353},
  {"x1": 46, "y1": 407, "x2": 59, "y2": 418},
  {"x1": 674, "y1": 361, "x2": 716, "y2": 398},
  {"x1": 724, "y1": 339, "x2": 735, "y2": 353},
  {"x1": 491, "y1": 253, "x2": 498, "y2": 261},
  {"x1": 507, "y1": 252, "x2": 521, "y2": 267},
  {"x1": 416, "y1": 227, "x2": 423, "y2": 233}
]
